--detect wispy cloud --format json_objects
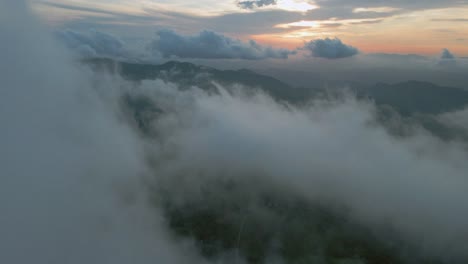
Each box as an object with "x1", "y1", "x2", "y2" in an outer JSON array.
[
  {"x1": 32, "y1": 0, "x2": 468, "y2": 56},
  {"x1": 432, "y1": 18, "x2": 468, "y2": 22},
  {"x1": 353, "y1": 7, "x2": 401, "y2": 13}
]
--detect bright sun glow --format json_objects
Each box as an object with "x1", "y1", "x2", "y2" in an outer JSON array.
[
  {"x1": 275, "y1": 20, "x2": 320, "y2": 28},
  {"x1": 353, "y1": 7, "x2": 400, "y2": 13},
  {"x1": 276, "y1": 0, "x2": 318, "y2": 12}
]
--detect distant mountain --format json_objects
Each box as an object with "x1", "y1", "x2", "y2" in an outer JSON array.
[
  {"x1": 361, "y1": 81, "x2": 468, "y2": 116},
  {"x1": 356, "y1": 81, "x2": 468, "y2": 141},
  {"x1": 86, "y1": 58, "x2": 312, "y2": 103},
  {"x1": 85, "y1": 58, "x2": 468, "y2": 145},
  {"x1": 87, "y1": 59, "x2": 468, "y2": 116}
]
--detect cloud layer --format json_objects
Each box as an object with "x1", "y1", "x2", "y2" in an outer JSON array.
[
  {"x1": 304, "y1": 37, "x2": 359, "y2": 59},
  {"x1": 0, "y1": 2, "x2": 205, "y2": 263},
  {"x1": 55, "y1": 29, "x2": 143, "y2": 60},
  {"x1": 150, "y1": 29, "x2": 296, "y2": 60},
  {"x1": 127, "y1": 80, "x2": 468, "y2": 262}
]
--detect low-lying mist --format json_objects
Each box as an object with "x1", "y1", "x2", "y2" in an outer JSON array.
[
  {"x1": 0, "y1": 1, "x2": 205, "y2": 264},
  {"x1": 128, "y1": 81, "x2": 468, "y2": 263},
  {"x1": 2, "y1": 1, "x2": 468, "y2": 264}
]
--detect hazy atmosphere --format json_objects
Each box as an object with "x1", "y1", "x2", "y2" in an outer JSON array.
[{"x1": 1, "y1": 1, "x2": 468, "y2": 264}]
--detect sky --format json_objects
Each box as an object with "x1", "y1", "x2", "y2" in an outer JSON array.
[{"x1": 32, "y1": 0, "x2": 468, "y2": 56}]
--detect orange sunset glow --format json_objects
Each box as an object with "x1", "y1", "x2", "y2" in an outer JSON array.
[{"x1": 32, "y1": 0, "x2": 468, "y2": 56}]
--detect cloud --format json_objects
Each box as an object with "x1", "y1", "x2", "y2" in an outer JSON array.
[
  {"x1": 55, "y1": 27, "x2": 298, "y2": 62},
  {"x1": 56, "y1": 29, "x2": 130, "y2": 59},
  {"x1": 353, "y1": 7, "x2": 401, "y2": 13},
  {"x1": 438, "y1": 48, "x2": 458, "y2": 67},
  {"x1": 0, "y1": 1, "x2": 207, "y2": 264},
  {"x1": 304, "y1": 37, "x2": 359, "y2": 59},
  {"x1": 150, "y1": 29, "x2": 296, "y2": 60},
  {"x1": 432, "y1": 18, "x2": 468, "y2": 22},
  {"x1": 123, "y1": 80, "x2": 468, "y2": 262},
  {"x1": 35, "y1": 0, "x2": 468, "y2": 43},
  {"x1": 237, "y1": 0, "x2": 277, "y2": 9},
  {"x1": 201, "y1": 10, "x2": 302, "y2": 35},
  {"x1": 441, "y1": 48, "x2": 456, "y2": 59}
]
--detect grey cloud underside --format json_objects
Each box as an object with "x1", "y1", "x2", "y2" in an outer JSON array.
[
  {"x1": 56, "y1": 29, "x2": 126, "y2": 58},
  {"x1": 56, "y1": 28, "x2": 298, "y2": 61},
  {"x1": 304, "y1": 38, "x2": 359, "y2": 59},
  {"x1": 237, "y1": 0, "x2": 277, "y2": 9},
  {"x1": 441, "y1": 48, "x2": 456, "y2": 60},
  {"x1": 150, "y1": 29, "x2": 296, "y2": 60},
  {"x1": 439, "y1": 48, "x2": 458, "y2": 67}
]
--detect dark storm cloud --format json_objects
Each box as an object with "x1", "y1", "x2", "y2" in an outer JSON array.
[
  {"x1": 304, "y1": 38, "x2": 359, "y2": 59},
  {"x1": 150, "y1": 29, "x2": 296, "y2": 60},
  {"x1": 237, "y1": 0, "x2": 277, "y2": 9}
]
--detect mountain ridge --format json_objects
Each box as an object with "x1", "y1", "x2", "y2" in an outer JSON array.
[{"x1": 85, "y1": 58, "x2": 468, "y2": 116}]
